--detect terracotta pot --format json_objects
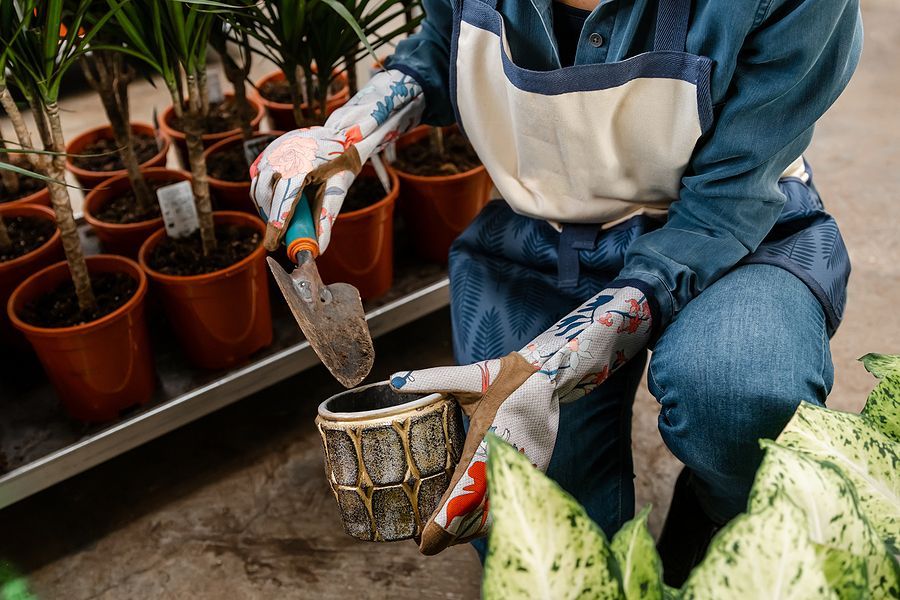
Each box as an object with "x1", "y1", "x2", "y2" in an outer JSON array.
[
  {"x1": 0, "y1": 204, "x2": 63, "y2": 352},
  {"x1": 0, "y1": 183, "x2": 51, "y2": 208},
  {"x1": 390, "y1": 126, "x2": 492, "y2": 264},
  {"x1": 83, "y1": 167, "x2": 191, "y2": 258},
  {"x1": 203, "y1": 132, "x2": 283, "y2": 214},
  {"x1": 316, "y1": 382, "x2": 464, "y2": 542},
  {"x1": 65, "y1": 123, "x2": 170, "y2": 190},
  {"x1": 254, "y1": 69, "x2": 350, "y2": 131},
  {"x1": 317, "y1": 168, "x2": 398, "y2": 300},
  {"x1": 138, "y1": 211, "x2": 272, "y2": 370},
  {"x1": 8, "y1": 255, "x2": 155, "y2": 422},
  {"x1": 159, "y1": 94, "x2": 265, "y2": 168}
]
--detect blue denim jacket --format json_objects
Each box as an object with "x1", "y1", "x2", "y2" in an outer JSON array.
[{"x1": 386, "y1": 0, "x2": 862, "y2": 328}]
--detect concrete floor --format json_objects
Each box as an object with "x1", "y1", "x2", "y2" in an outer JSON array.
[{"x1": 1, "y1": 0, "x2": 899, "y2": 597}]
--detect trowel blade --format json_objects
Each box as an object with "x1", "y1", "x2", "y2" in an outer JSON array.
[{"x1": 267, "y1": 256, "x2": 374, "y2": 388}]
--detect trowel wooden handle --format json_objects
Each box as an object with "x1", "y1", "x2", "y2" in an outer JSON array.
[{"x1": 285, "y1": 192, "x2": 319, "y2": 264}]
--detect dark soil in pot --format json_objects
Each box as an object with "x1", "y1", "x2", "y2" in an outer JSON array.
[
  {"x1": 0, "y1": 176, "x2": 45, "y2": 205},
  {"x1": 93, "y1": 178, "x2": 182, "y2": 224},
  {"x1": 393, "y1": 130, "x2": 481, "y2": 176},
  {"x1": 0, "y1": 216, "x2": 55, "y2": 262},
  {"x1": 259, "y1": 76, "x2": 344, "y2": 104},
  {"x1": 342, "y1": 176, "x2": 391, "y2": 212},
  {"x1": 19, "y1": 272, "x2": 138, "y2": 328},
  {"x1": 207, "y1": 144, "x2": 250, "y2": 183},
  {"x1": 69, "y1": 133, "x2": 159, "y2": 172},
  {"x1": 146, "y1": 224, "x2": 260, "y2": 276},
  {"x1": 170, "y1": 99, "x2": 258, "y2": 135}
]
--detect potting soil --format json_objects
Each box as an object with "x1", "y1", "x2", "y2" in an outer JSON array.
[
  {"x1": 94, "y1": 179, "x2": 181, "y2": 224},
  {"x1": 207, "y1": 144, "x2": 251, "y2": 183},
  {"x1": 393, "y1": 131, "x2": 481, "y2": 176},
  {"x1": 259, "y1": 76, "x2": 344, "y2": 104},
  {"x1": 0, "y1": 216, "x2": 55, "y2": 262},
  {"x1": 169, "y1": 99, "x2": 256, "y2": 135},
  {"x1": 342, "y1": 176, "x2": 391, "y2": 213},
  {"x1": 20, "y1": 272, "x2": 138, "y2": 328},
  {"x1": 69, "y1": 133, "x2": 159, "y2": 172},
  {"x1": 0, "y1": 174, "x2": 45, "y2": 204},
  {"x1": 146, "y1": 225, "x2": 260, "y2": 276}
]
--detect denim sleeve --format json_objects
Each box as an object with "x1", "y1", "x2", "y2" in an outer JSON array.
[
  {"x1": 617, "y1": 0, "x2": 863, "y2": 331},
  {"x1": 384, "y1": 0, "x2": 456, "y2": 126}
]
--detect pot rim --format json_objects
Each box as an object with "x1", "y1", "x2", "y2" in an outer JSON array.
[
  {"x1": 0, "y1": 184, "x2": 51, "y2": 208},
  {"x1": 337, "y1": 168, "x2": 399, "y2": 222},
  {"x1": 254, "y1": 69, "x2": 350, "y2": 111},
  {"x1": 65, "y1": 122, "x2": 170, "y2": 178},
  {"x1": 317, "y1": 381, "x2": 444, "y2": 422},
  {"x1": 203, "y1": 131, "x2": 285, "y2": 189},
  {"x1": 159, "y1": 94, "x2": 265, "y2": 143},
  {"x1": 8, "y1": 254, "x2": 148, "y2": 336},
  {"x1": 137, "y1": 210, "x2": 266, "y2": 284},
  {"x1": 83, "y1": 167, "x2": 190, "y2": 231},
  {"x1": 0, "y1": 204, "x2": 61, "y2": 270}
]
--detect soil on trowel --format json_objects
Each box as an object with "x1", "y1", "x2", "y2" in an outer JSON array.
[
  {"x1": 20, "y1": 272, "x2": 138, "y2": 328},
  {"x1": 146, "y1": 224, "x2": 260, "y2": 276},
  {"x1": 259, "y1": 76, "x2": 344, "y2": 104},
  {"x1": 0, "y1": 216, "x2": 55, "y2": 262},
  {"x1": 169, "y1": 99, "x2": 256, "y2": 135},
  {"x1": 207, "y1": 144, "x2": 251, "y2": 183},
  {"x1": 69, "y1": 133, "x2": 159, "y2": 172},
  {"x1": 0, "y1": 172, "x2": 45, "y2": 204},
  {"x1": 94, "y1": 178, "x2": 182, "y2": 225},
  {"x1": 342, "y1": 176, "x2": 391, "y2": 213},
  {"x1": 393, "y1": 130, "x2": 481, "y2": 177}
]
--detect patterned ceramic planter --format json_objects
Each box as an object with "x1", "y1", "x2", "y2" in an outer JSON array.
[{"x1": 316, "y1": 382, "x2": 464, "y2": 542}]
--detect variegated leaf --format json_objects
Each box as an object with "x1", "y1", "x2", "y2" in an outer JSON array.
[
  {"x1": 611, "y1": 505, "x2": 663, "y2": 600},
  {"x1": 860, "y1": 353, "x2": 900, "y2": 379},
  {"x1": 816, "y1": 544, "x2": 870, "y2": 600},
  {"x1": 483, "y1": 434, "x2": 622, "y2": 600},
  {"x1": 863, "y1": 374, "x2": 900, "y2": 444}
]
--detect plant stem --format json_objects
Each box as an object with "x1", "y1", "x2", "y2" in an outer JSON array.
[
  {"x1": 185, "y1": 74, "x2": 217, "y2": 255},
  {"x1": 0, "y1": 85, "x2": 43, "y2": 171},
  {"x1": 0, "y1": 216, "x2": 10, "y2": 251},
  {"x1": 45, "y1": 101, "x2": 96, "y2": 312},
  {"x1": 344, "y1": 51, "x2": 358, "y2": 97},
  {"x1": 429, "y1": 126, "x2": 445, "y2": 157},
  {"x1": 0, "y1": 136, "x2": 20, "y2": 195},
  {"x1": 220, "y1": 48, "x2": 254, "y2": 141}
]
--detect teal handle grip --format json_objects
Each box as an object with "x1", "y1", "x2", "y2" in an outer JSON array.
[{"x1": 285, "y1": 192, "x2": 316, "y2": 246}]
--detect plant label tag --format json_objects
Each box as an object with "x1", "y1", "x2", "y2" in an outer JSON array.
[
  {"x1": 207, "y1": 69, "x2": 224, "y2": 104},
  {"x1": 384, "y1": 141, "x2": 397, "y2": 163},
  {"x1": 157, "y1": 181, "x2": 199, "y2": 238},
  {"x1": 370, "y1": 154, "x2": 392, "y2": 195},
  {"x1": 243, "y1": 134, "x2": 279, "y2": 167},
  {"x1": 152, "y1": 106, "x2": 165, "y2": 150}
]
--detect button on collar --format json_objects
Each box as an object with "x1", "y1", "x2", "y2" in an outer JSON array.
[{"x1": 588, "y1": 32, "x2": 604, "y2": 47}]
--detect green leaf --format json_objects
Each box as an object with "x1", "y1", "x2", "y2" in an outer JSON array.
[
  {"x1": 816, "y1": 545, "x2": 870, "y2": 600},
  {"x1": 776, "y1": 403, "x2": 900, "y2": 549},
  {"x1": 863, "y1": 374, "x2": 900, "y2": 444},
  {"x1": 860, "y1": 354, "x2": 900, "y2": 379},
  {"x1": 611, "y1": 505, "x2": 663, "y2": 600},
  {"x1": 483, "y1": 434, "x2": 623, "y2": 600},
  {"x1": 681, "y1": 493, "x2": 836, "y2": 599},
  {"x1": 662, "y1": 584, "x2": 680, "y2": 600}
]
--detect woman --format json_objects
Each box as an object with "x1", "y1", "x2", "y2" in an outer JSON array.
[{"x1": 251, "y1": 0, "x2": 862, "y2": 583}]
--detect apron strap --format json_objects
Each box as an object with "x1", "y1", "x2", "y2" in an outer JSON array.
[
  {"x1": 653, "y1": 0, "x2": 691, "y2": 52},
  {"x1": 558, "y1": 224, "x2": 601, "y2": 289}
]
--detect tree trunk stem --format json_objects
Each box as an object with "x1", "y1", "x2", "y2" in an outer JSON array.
[
  {"x1": 185, "y1": 75, "x2": 217, "y2": 255},
  {"x1": 0, "y1": 216, "x2": 10, "y2": 250}
]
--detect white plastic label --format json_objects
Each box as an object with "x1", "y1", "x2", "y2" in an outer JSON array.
[
  {"x1": 370, "y1": 154, "x2": 392, "y2": 195},
  {"x1": 156, "y1": 181, "x2": 200, "y2": 238},
  {"x1": 207, "y1": 69, "x2": 224, "y2": 104}
]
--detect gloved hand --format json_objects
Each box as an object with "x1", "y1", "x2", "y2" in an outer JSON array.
[
  {"x1": 250, "y1": 69, "x2": 424, "y2": 253},
  {"x1": 390, "y1": 284, "x2": 653, "y2": 555}
]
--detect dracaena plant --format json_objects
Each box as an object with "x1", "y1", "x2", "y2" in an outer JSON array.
[
  {"x1": 0, "y1": 0, "x2": 124, "y2": 312},
  {"x1": 483, "y1": 353, "x2": 900, "y2": 599},
  {"x1": 237, "y1": 0, "x2": 423, "y2": 128},
  {"x1": 210, "y1": 10, "x2": 254, "y2": 141}
]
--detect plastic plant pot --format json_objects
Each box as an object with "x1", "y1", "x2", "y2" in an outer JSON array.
[
  {"x1": 137, "y1": 211, "x2": 272, "y2": 370},
  {"x1": 83, "y1": 167, "x2": 191, "y2": 258},
  {"x1": 203, "y1": 132, "x2": 284, "y2": 214},
  {"x1": 8, "y1": 255, "x2": 155, "y2": 422},
  {"x1": 159, "y1": 94, "x2": 265, "y2": 168},
  {"x1": 65, "y1": 123, "x2": 170, "y2": 190},
  {"x1": 0, "y1": 204, "x2": 63, "y2": 353},
  {"x1": 316, "y1": 167, "x2": 399, "y2": 300},
  {"x1": 0, "y1": 184, "x2": 51, "y2": 208},
  {"x1": 254, "y1": 69, "x2": 350, "y2": 131},
  {"x1": 389, "y1": 126, "x2": 492, "y2": 264}
]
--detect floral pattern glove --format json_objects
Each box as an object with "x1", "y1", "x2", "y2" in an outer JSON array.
[
  {"x1": 390, "y1": 284, "x2": 653, "y2": 555},
  {"x1": 250, "y1": 69, "x2": 424, "y2": 253}
]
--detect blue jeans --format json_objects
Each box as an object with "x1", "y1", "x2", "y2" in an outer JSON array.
[{"x1": 452, "y1": 211, "x2": 834, "y2": 540}]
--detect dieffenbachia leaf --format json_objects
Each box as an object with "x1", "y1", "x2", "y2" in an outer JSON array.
[
  {"x1": 815, "y1": 544, "x2": 870, "y2": 600},
  {"x1": 611, "y1": 505, "x2": 663, "y2": 600},
  {"x1": 483, "y1": 434, "x2": 623, "y2": 600},
  {"x1": 681, "y1": 493, "x2": 836, "y2": 599},
  {"x1": 775, "y1": 403, "x2": 900, "y2": 549},
  {"x1": 860, "y1": 354, "x2": 900, "y2": 379},
  {"x1": 863, "y1": 374, "x2": 900, "y2": 444},
  {"x1": 750, "y1": 442, "x2": 900, "y2": 598}
]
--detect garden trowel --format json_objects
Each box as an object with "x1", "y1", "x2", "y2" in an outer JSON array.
[{"x1": 266, "y1": 192, "x2": 374, "y2": 388}]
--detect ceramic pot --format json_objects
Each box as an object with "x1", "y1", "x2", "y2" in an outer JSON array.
[
  {"x1": 316, "y1": 382, "x2": 464, "y2": 542},
  {"x1": 254, "y1": 69, "x2": 350, "y2": 130},
  {"x1": 203, "y1": 132, "x2": 283, "y2": 213},
  {"x1": 65, "y1": 123, "x2": 170, "y2": 190}
]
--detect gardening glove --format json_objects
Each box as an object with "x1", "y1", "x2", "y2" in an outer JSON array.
[
  {"x1": 250, "y1": 69, "x2": 424, "y2": 254},
  {"x1": 390, "y1": 284, "x2": 653, "y2": 555}
]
